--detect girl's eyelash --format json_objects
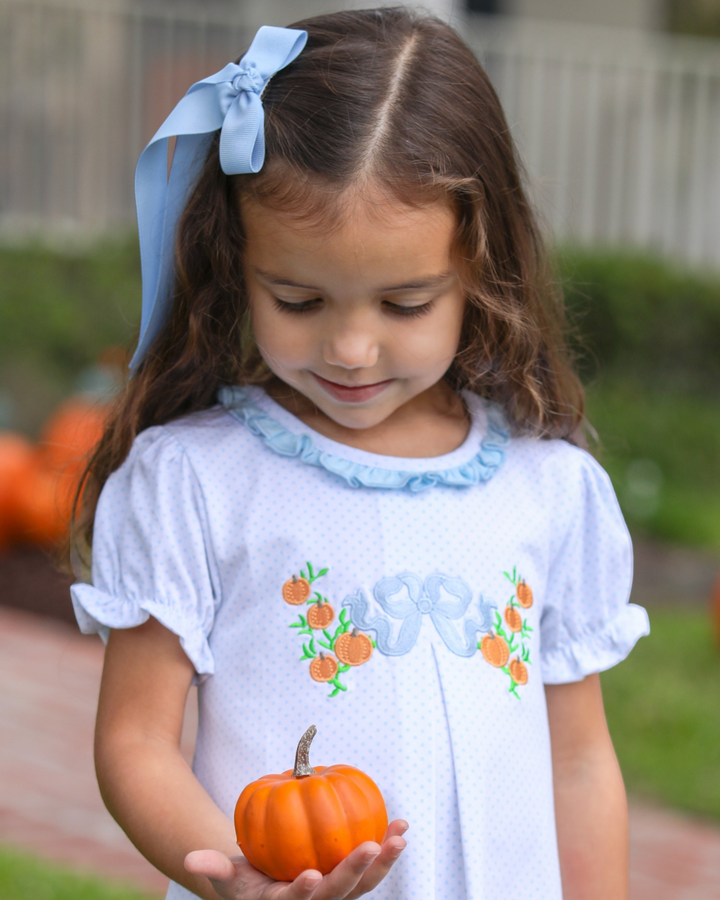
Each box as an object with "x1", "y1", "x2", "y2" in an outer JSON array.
[
  {"x1": 273, "y1": 298, "x2": 322, "y2": 314},
  {"x1": 272, "y1": 297, "x2": 435, "y2": 318},
  {"x1": 384, "y1": 300, "x2": 435, "y2": 318}
]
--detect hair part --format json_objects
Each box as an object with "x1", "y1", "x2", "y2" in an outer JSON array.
[{"x1": 71, "y1": 5, "x2": 585, "y2": 562}]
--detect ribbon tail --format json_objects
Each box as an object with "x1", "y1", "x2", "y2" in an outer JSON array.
[
  {"x1": 431, "y1": 612, "x2": 477, "y2": 658},
  {"x1": 131, "y1": 131, "x2": 211, "y2": 367},
  {"x1": 342, "y1": 592, "x2": 421, "y2": 657}
]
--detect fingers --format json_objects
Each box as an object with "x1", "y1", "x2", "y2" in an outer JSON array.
[
  {"x1": 304, "y1": 841, "x2": 381, "y2": 900},
  {"x1": 382, "y1": 819, "x2": 409, "y2": 843},
  {"x1": 345, "y1": 821, "x2": 409, "y2": 899},
  {"x1": 185, "y1": 849, "x2": 236, "y2": 882}
]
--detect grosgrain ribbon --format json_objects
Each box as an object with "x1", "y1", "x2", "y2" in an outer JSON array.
[{"x1": 130, "y1": 25, "x2": 308, "y2": 369}]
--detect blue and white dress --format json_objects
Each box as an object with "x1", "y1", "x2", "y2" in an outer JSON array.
[{"x1": 71, "y1": 385, "x2": 649, "y2": 900}]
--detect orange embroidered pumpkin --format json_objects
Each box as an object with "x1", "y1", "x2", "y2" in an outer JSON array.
[
  {"x1": 480, "y1": 633, "x2": 510, "y2": 668},
  {"x1": 509, "y1": 658, "x2": 528, "y2": 685},
  {"x1": 308, "y1": 599, "x2": 335, "y2": 629},
  {"x1": 504, "y1": 606, "x2": 522, "y2": 632},
  {"x1": 283, "y1": 575, "x2": 311, "y2": 605},
  {"x1": 309, "y1": 653, "x2": 338, "y2": 682},
  {"x1": 516, "y1": 580, "x2": 533, "y2": 609},
  {"x1": 235, "y1": 725, "x2": 388, "y2": 881},
  {"x1": 335, "y1": 628, "x2": 373, "y2": 666}
]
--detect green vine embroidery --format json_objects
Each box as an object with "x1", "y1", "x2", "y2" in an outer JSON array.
[
  {"x1": 478, "y1": 565, "x2": 534, "y2": 699},
  {"x1": 284, "y1": 562, "x2": 375, "y2": 698}
]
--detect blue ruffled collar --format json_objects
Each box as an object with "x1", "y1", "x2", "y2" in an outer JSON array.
[{"x1": 218, "y1": 385, "x2": 510, "y2": 492}]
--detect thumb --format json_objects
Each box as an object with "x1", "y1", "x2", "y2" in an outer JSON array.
[{"x1": 185, "y1": 849, "x2": 236, "y2": 883}]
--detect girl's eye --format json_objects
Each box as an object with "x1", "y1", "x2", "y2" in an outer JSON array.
[
  {"x1": 383, "y1": 300, "x2": 435, "y2": 318},
  {"x1": 273, "y1": 297, "x2": 322, "y2": 314}
]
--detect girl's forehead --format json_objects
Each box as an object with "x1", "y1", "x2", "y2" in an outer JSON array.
[{"x1": 240, "y1": 186, "x2": 457, "y2": 262}]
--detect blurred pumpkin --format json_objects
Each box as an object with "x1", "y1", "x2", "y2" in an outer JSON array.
[
  {"x1": 14, "y1": 396, "x2": 109, "y2": 547},
  {"x1": 235, "y1": 725, "x2": 388, "y2": 882},
  {"x1": 38, "y1": 397, "x2": 108, "y2": 477},
  {"x1": 712, "y1": 570, "x2": 720, "y2": 649},
  {"x1": 0, "y1": 433, "x2": 37, "y2": 549},
  {"x1": 17, "y1": 465, "x2": 76, "y2": 547}
]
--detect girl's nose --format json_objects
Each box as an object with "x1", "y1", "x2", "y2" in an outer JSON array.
[{"x1": 322, "y1": 319, "x2": 380, "y2": 370}]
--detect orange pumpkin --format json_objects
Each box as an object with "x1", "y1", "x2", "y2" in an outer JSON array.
[
  {"x1": 335, "y1": 628, "x2": 373, "y2": 666},
  {"x1": 38, "y1": 397, "x2": 107, "y2": 477},
  {"x1": 282, "y1": 575, "x2": 311, "y2": 605},
  {"x1": 309, "y1": 653, "x2": 338, "y2": 682},
  {"x1": 516, "y1": 580, "x2": 533, "y2": 609},
  {"x1": 480, "y1": 633, "x2": 510, "y2": 668},
  {"x1": 308, "y1": 600, "x2": 335, "y2": 629},
  {"x1": 16, "y1": 466, "x2": 73, "y2": 547},
  {"x1": 504, "y1": 606, "x2": 522, "y2": 632},
  {"x1": 235, "y1": 725, "x2": 388, "y2": 881},
  {"x1": 509, "y1": 658, "x2": 528, "y2": 685},
  {"x1": 0, "y1": 434, "x2": 37, "y2": 548}
]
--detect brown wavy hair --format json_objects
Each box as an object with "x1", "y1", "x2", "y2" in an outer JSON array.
[{"x1": 73, "y1": 5, "x2": 584, "y2": 559}]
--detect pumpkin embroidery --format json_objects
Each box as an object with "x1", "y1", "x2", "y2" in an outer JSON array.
[
  {"x1": 283, "y1": 574, "x2": 312, "y2": 605},
  {"x1": 335, "y1": 628, "x2": 374, "y2": 666},
  {"x1": 285, "y1": 562, "x2": 535, "y2": 700},
  {"x1": 477, "y1": 565, "x2": 534, "y2": 698},
  {"x1": 285, "y1": 561, "x2": 376, "y2": 698}
]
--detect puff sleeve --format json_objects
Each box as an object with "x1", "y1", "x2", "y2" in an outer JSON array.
[
  {"x1": 70, "y1": 426, "x2": 219, "y2": 677},
  {"x1": 540, "y1": 448, "x2": 650, "y2": 684}
]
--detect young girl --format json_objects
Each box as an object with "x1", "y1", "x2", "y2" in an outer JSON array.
[{"x1": 71, "y1": 8, "x2": 649, "y2": 900}]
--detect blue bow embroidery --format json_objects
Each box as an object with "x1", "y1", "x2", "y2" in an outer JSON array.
[{"x1": 342, "y1": 574, "x2": 496, "y2": 657}]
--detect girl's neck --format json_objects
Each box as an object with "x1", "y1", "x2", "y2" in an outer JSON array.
[{"x1": 263, "y1": 377, "x2": 470, "y2": 458}]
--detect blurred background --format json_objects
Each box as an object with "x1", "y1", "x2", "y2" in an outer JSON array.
[{"x1": 1, "y1": 0, "x2": 719, "y2": 898}]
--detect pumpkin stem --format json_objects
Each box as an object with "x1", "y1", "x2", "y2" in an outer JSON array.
[
  {"x1": 351, "y1": 627, "x2": 359, "y2": 637},
  {"x1": 292, "y1": 575, "x2": 298, "y2": 583},
  {"x1": 293, "y1": 725, "x2": 317, "y2": 778}
]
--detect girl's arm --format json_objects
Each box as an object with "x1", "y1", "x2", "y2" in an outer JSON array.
[
  {"x1": 96, "y1": 617, "x2": 406, "y2": 900},
  {"x1": 545, "y1": 674, "x2": 629, "y2": 900}
]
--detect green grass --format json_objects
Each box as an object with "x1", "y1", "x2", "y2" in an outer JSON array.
[
  {"x1": 0, "y1": 845, "x2": 158, "y2": 900},
  {"x1": 602, "y1": 607, "x2": 720, "y2": 821}
]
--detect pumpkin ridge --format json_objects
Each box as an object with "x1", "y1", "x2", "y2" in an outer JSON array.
[
  {"x1": 300, "y1": 773, "x2": 349, "y2": 872},
  {"x1": 326, "y1": 770, "x2": 374, "y2": 846},
  {"x1": 268, "y1": 778, "x2": 317, "y2": 880},
  {"x1": 237, "y1": 781, "x2": 274, "y2": 878},
  {"x1": 325, "y1": 766, "x2": 388, "y2": 843}
]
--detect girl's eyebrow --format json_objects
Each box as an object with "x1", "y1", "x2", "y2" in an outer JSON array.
[{"x1": 254, "y1": 268, "x2": 454, "y2": 292}]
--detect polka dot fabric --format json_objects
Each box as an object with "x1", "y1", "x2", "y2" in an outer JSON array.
[{"x1": 71, "y1": 387, "x2": 649, "y2": 900}]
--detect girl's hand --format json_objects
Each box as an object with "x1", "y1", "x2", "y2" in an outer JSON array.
[{"x1": 185, "y1": 819, "x2": 408, "y2": 900}]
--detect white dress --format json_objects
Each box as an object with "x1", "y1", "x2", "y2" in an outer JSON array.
[{"x1": 71, "y1": 386, "x2": 649, "y2": 900}]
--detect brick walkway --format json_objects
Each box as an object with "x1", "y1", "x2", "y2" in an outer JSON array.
[{"x1": 2, "y1": 605, "x2": 720, "y2": 899}]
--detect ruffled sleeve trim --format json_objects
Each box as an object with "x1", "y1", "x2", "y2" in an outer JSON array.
[
  {"x1": 217, "y1": 386, "x2": 509, "y2": 492},
  {"x1": 541, "y1": 602, "x2": 650, "y2": 684},
  {"x1": 71, "y1": 582, "x2": 215, "y2": 678}
]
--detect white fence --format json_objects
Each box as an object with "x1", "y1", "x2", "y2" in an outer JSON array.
[{"x1": 2, "y1": 0, "x2": 720, "y2": 266}]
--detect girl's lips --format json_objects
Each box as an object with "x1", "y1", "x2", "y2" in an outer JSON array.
[{"x1": 312, "y1": 373, "x2": 394, "y2": 404}]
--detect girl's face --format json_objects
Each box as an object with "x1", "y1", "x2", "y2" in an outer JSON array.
[{"x1": 242, "y1": 187, "x2": 465, "y2": 431}]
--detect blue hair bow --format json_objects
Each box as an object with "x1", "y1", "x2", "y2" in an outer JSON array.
[{"x1": 130, "y1": 25, "x2": 308, "y2": 369}]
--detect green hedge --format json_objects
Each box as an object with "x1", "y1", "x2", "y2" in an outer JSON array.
[
  {"x1": 0, "y1": 239, "x2": 719, "y2": 547},
  {"x1": 558, "y1": 247, "x2": 720, "y2": 395}
]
